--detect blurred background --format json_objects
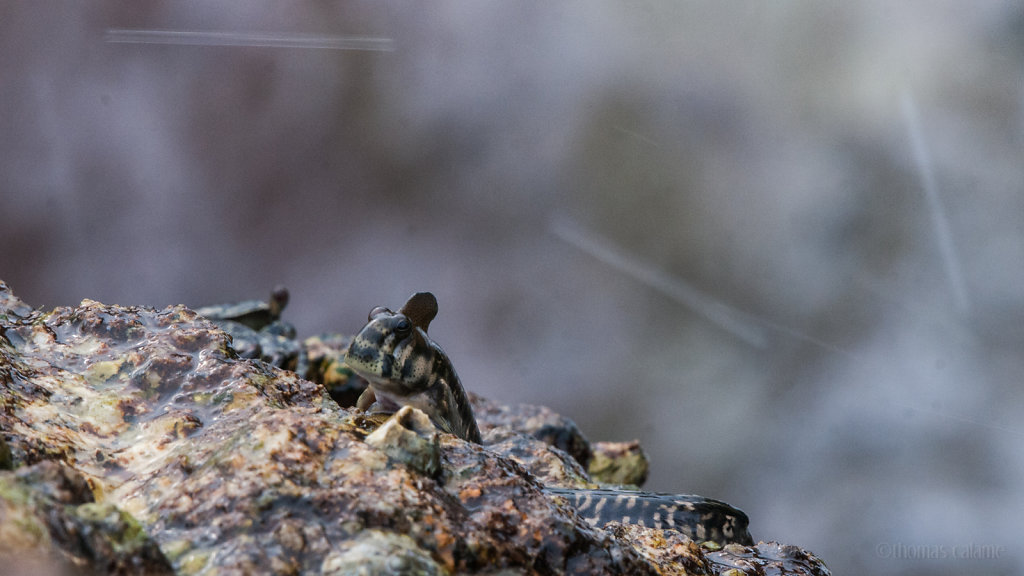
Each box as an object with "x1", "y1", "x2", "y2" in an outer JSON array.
[{"x1": 2, "y1": 2, "x2": 1023, "y2": 574}]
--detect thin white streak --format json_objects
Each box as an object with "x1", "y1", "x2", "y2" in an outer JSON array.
[
  {"x1": 751, "y1": 316, "x2": 857, "y2": 358},
  {"x1": 611, "y1": 125, "x2": 660, "y2": 148},
  {"x1": 550, "y1": 217, "x2": 862, "y2": 358},
  {"x1": 549, "y1": 217, "x2": 769, "y2": 348},
  {"x1": 104, "y1": 29, "x2": 395, "y2": 52},
  {"x1": 899, "y1": 89, "x2": 970, "y2": 314},
  {"x1": 889, "y1": 401, "x2": 1024, "y2": 438}
]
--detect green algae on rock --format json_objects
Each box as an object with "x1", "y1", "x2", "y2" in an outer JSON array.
[
  {"x1": 0, "y1": 460, "x2": 173, "y2": 575},
  {"x1": 587, "y1": 440, "x2": 650, "y2": 487}
]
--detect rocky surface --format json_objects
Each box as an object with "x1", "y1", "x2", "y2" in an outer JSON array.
[
  {"x1": 0, "y1": 460, "x2": 174, "y2": 575},
  {"x1": 0, "y1": 280, "x2": 829, "y2": 575}
]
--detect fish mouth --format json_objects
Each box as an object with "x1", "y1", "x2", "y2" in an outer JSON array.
[{"x1": 344, "y1": 345, "x2": 394, "y2": 382}]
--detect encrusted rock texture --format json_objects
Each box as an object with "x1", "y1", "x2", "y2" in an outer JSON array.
[{"x1": 0, "y1": 280, "x2": 829, "y2": 575}]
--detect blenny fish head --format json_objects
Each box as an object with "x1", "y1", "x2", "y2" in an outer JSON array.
[{"x1": 345, "y1": 292, "x2": 439, "y2": 396}]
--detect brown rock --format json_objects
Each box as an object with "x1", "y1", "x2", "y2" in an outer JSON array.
[{"x1": 0, "y1": 280, "x2": 829, "y2": 575}]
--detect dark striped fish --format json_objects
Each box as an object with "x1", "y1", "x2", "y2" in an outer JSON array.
[
  {"x1": 345, "y1": 292, "x2": 482, "y2": 444},
  {"x1": 545, "y1": 487, "x2": 753, "y2": 545}
]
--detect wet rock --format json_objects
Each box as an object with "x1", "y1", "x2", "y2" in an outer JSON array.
[
  {"x1": 609, "y1": 524, "x2": 830, "y2": 576},
  {"x1": 0, "y1": 460, "x2": 173, "y2": 575},
  {"x1": 473, "y1": 396, "x2": 594, "y2": 470},
  {"x1": 704, "y1": 541, "x2": 831, "y2": 576},
  {"x1": 605, "y1": 523, "x2": 714, "y2": 575},
  {"x1": 320, "y1": 530, "x2": 448, "y2": 576},
  {"x1": 0, "y1": 280, "x2": 829, "y2": 575},
  {"x1": 0, "y1": 279, "x2": 32, "y2": 318},
  {"x1": 0, "y1": 284, "x2": 652, "y2": 574}
]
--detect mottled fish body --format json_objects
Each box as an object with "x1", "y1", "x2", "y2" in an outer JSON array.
[
  {"x1": 345, "y1": 292, "x2": 482, "y2": 444},
  {"x1": 545, "y1": 487, "x2": 753, "y2": 545}
]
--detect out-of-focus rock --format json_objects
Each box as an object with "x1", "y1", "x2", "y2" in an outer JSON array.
[
  {"x1": 588, "y1": 440, "x2": 650, "y2": 486},
  {"x1": 0, "y1": 460, "x2": 174, "y2": 575},
  {"x1": 301, "y1": 332, "x2": 364, "y2": 407},
  {"x1": 473, "y1": 396, "x2": 594, "y2": 470}
]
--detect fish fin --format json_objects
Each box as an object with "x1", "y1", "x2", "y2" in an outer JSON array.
[{"x1": 400, "y1": 292, "x2": 438, "y2": 332}]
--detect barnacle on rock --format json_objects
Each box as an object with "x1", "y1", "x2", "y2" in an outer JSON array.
[{"x1": 364, "y1": 406, "x2": 442, "y2": 477}]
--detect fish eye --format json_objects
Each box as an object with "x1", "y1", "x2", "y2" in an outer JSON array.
[
  {"x1": 394, "y1": 317, "x2": 412, "y2": 337},
  {"x1": 368, "y1": 306, "x2": 390, "y2": 321}
]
